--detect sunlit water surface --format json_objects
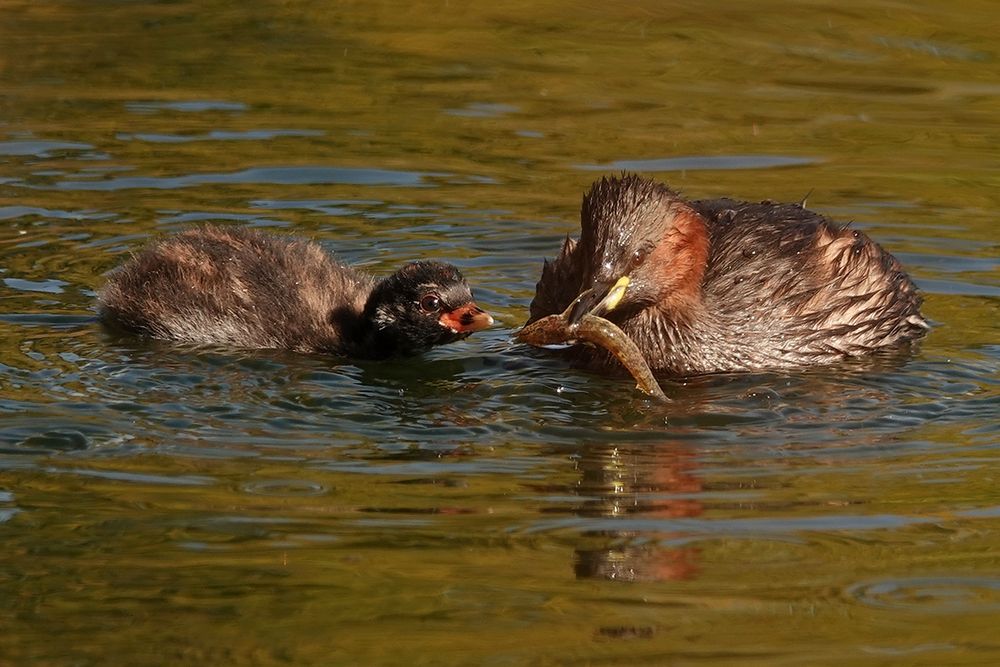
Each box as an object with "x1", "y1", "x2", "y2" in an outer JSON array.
[{"x1": 1, "y1": 1, "x2": 998, "y2": 664}]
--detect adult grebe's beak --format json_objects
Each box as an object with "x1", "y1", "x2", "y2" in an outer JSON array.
[{"x1": 565, "y1": 276, "x2": 631, "y2": 325}]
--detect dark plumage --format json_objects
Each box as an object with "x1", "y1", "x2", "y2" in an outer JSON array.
[
  {"x1": 98, "y1": 226, "x2": 493, "y2": 359},
  {"x1": 527, "y1": 174, "x2": 928, "y2": 376}
]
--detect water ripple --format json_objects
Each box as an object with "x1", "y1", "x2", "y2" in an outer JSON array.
[
  {"x1": 847, "y1": 577, "x2": 1000, "y2": 613},
  {"x1": 515, "y1": 510, "x2": 980, "y2": 537},
  {"x1": 42, "y1": 166, "x2": 446, "y2": 191},
  {"x1": 241, "y1": 479, "x2": 328, "y2": 497},
  {"x1": 0, "y1": 140, "x2": 93, "y2": 157},
  {"x1": 125, "y1": 100, "x2": 247, "y2": 113},
  {"x1": 117, "y1": 129, "x2": 324, "y2": 143},
  {"x1": 574, "y1": 155, "x2": 819, "y2": 172},
  {"x1": 46, "y1": 467, "x2": 214, "y2": 487}
]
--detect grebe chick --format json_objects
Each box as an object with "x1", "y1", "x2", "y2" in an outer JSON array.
[
  {"x1": 527, "y1": 174, "x2": 928, "y2": 376},
  {"x1": 98, "y1": 225, "x2": 493, "y2": 359}
]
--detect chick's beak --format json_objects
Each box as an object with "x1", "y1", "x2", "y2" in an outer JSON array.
[
  {"x1": 438, "y1": 303, "x2": 494, "y2": 334},
  {"x1": 565, "y1": 276, "x2": 631, "y2": 324}
]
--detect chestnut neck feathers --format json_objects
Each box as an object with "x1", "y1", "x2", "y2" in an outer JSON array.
[{"x1": 528, "y1": 175, "x2": 927, "y2": 376}]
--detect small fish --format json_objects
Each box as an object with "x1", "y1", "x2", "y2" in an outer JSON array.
[{"x1": 517, "y1": 311, "x2": 669, "y2": 402}]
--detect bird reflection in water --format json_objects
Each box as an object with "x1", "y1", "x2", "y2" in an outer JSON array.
[{"x1": 572, "y1": 442, "x2": 703, "y2": 583}]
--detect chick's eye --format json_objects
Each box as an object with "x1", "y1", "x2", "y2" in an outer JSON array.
[{"x1": 419, "y1": 294, "x2": 441, "y2": 312}]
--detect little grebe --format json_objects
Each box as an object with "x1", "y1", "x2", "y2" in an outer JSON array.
[
  {"x1": 527, "y1": 174, "x2": 928, "y2": 376},
  {"x1": 98, "y1": 225, "x2": 493, "y2": 359}
]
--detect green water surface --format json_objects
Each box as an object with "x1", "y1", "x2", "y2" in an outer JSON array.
[{"x1": 1, "y1": 1, "x2": 999, "y2": 664}]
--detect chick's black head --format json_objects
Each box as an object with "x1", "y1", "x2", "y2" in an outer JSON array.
[{"x1": 362, "y1": 261, "x2": 493, "y2": 358}]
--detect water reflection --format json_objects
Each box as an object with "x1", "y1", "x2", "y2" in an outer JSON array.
[{"x1": 573, "y1": 442, "x2": 703, "y2": 583}]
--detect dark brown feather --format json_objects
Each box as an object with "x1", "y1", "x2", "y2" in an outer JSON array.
[{"x1": 98, "y1": 226, "x2": 489, "y2": 359}]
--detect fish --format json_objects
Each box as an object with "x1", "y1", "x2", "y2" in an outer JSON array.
[{"x1": 517, "y1": 278, "x2": 669, "y2": 401}]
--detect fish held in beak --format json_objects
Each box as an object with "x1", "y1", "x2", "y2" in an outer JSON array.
[{"x1": 516, "y1": 292, "x2": 668, "y2": 402}]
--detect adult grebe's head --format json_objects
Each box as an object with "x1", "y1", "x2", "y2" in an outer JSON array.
[{"x1": 568, "y1": 174, "x2": 709, "y2": 323}]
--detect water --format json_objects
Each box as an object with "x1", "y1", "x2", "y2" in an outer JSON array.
[{"x1": 1, "y1": 0, "x2": 998, "y2": 664}]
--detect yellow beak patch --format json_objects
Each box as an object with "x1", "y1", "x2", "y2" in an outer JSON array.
[{"x1": 599, "y1": 276, "x2": 630, "y2": 312}]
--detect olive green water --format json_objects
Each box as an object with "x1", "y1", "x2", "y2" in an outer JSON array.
[{"x1": 1, "y1": 1, "x2": 999, "y2": 664}]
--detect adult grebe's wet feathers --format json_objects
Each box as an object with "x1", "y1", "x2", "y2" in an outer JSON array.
[{"x1": 528, "y1": 175, "x2": 927, "y2": 376}]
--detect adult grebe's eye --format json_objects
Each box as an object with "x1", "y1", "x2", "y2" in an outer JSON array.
[
  {"x1": 419, "y1": 294, "x2": 441, "y2": 312},
  {"x1": 631, "y1": 244, "x2": 652, "y2": 268}
]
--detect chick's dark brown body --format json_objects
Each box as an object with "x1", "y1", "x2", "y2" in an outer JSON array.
[
  {"x1": 529, "y1": 176, "x2": 927, "y2": 376},
  {"x1": 99, "y1": 226, "x2": 492, "y2": 359}
]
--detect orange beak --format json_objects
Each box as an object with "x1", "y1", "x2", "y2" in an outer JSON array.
[{"x1": 438, "y1": 303, "x2": 494, "y2": 334}]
